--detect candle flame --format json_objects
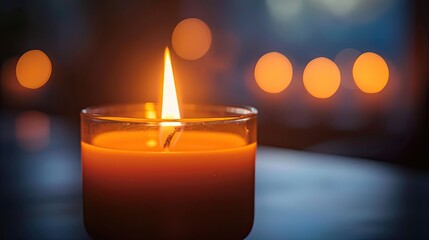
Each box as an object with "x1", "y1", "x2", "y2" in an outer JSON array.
[
  {"x1": 162, "y1": 47, "x2": 181, "y2": 120},
  {"x1": 160, "y1": 47, "x2": 182, "y2": 150}
]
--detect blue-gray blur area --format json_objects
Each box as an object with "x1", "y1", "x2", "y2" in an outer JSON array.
[{"x1": 1, "y1": 0, "x2": 428, "y2": 240}]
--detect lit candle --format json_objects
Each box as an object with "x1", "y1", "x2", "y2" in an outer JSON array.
[{"x1": 81, "y1": 47, "x2": 257, "y2": 239}]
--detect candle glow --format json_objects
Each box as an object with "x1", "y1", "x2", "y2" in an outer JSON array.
[
  {"x1": 160, "y1": 47, "x2": 182, "y2": 149},
  {"x1": 162, "y1": 47, "x2": 181, "y2": 120},
  {"x1": 81, "y1": 48, "x2": 257, "y2": 239}
]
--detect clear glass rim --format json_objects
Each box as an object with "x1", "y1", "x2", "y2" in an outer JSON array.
[{"x1": 81, "y1": 103, "x2": 257, "y2": 124}]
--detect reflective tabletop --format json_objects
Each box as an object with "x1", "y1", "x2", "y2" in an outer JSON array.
[{"x1": 1, "y1": 115, "x2": 428, "y2": 240}]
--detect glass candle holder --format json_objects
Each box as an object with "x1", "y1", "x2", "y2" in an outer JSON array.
[{"x1": 81, "y1": 103, "x2": 257, "y2": 239}]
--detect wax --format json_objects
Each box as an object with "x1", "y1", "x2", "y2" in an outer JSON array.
[{"x1": 82, "y1": 131, "x2": 256, "y2": 239}]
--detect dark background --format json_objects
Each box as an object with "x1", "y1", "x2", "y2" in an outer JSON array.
[{"x1": 1, "y1": 0, "x2": 428, "y2": 239}]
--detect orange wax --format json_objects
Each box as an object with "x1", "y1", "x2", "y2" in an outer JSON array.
[{"x1": 82, "y1": 131, "x2": 256, "y2": 239}]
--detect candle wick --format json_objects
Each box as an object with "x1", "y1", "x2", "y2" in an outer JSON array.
[{"x1": 163, "y1": 127, "x2": 183, "y2": 151}]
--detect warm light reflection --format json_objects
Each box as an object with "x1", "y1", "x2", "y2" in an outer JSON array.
[
  {"x1": 144, "y1": 102, "x2": 157, "y2": 119},
  {"x1": 146, "y1": 139, "x2": 157, "y2": 148},
  {"x1": 15, "y1": 111, "x2": 50, "y2": 151},
  {"x1": 162, "y1": 47, "x2": 181, "y2": 120},
  {"x1": 353, "y1": 52, "x2": 389, "y2": 93},
  {"x1": 16, "y1": 50, "x2": 52, "y2": 89},
  {"x1": 303, "y1": 57, "x2": 341, "y2": 98},
  {"x1": 254, "y1": 52, "x2": 293, "y2": 93},
  {"x1": 172, "y1": 18, "x2": 212, "y2": 60}
]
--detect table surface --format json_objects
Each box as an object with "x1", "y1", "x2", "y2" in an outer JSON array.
[{"x1": 1, "y1": 115, "x2": 428, "y2": 240}]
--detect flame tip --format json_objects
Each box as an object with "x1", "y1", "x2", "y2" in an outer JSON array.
[{"x1": 164, "y1": 46, "x2": 171, "y2": 55}]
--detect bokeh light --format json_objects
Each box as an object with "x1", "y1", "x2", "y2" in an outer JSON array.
[
  {"x1": 334, "y1": 48, "x2": 361, "y2": 89},
  {"x1": 303, "y1": 57, "x2": 341, "y2": 98},
  {"x1": 172, "y1": 18, "x2": 212, "y2": 60},
  {"x1": 254, "y1": 52, "x2": 293, "y2": 93},
  {"x1": 309, "y1": 0, "x2": 393, "y2": 22},
  {"x1": 16, "y1": 50, "x2": 52, "y2": 89},
  {"x1": 15, "y1": 111, "x2": 50, "y2": 151},
  {"x1": 311, "y1": 0, "x2": 360, "y2": 17},
  {"x1": 353, "y1": 52, "x2": 389, "y2": 93},
  {"x1": 266, "y1": 0, "x2": 303, "y2": 22}
]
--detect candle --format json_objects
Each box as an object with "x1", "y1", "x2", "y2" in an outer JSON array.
[{"x1": 81, "y1": 48, "x2": 257, "y2": 239}]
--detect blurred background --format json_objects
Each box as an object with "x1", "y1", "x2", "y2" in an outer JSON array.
[
  {"x1": 1, "y1": 0, "x2": 428, "y2": 239},
  {"x1": 1, "y1": 0, "x2": 428, "y2": 166}
]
